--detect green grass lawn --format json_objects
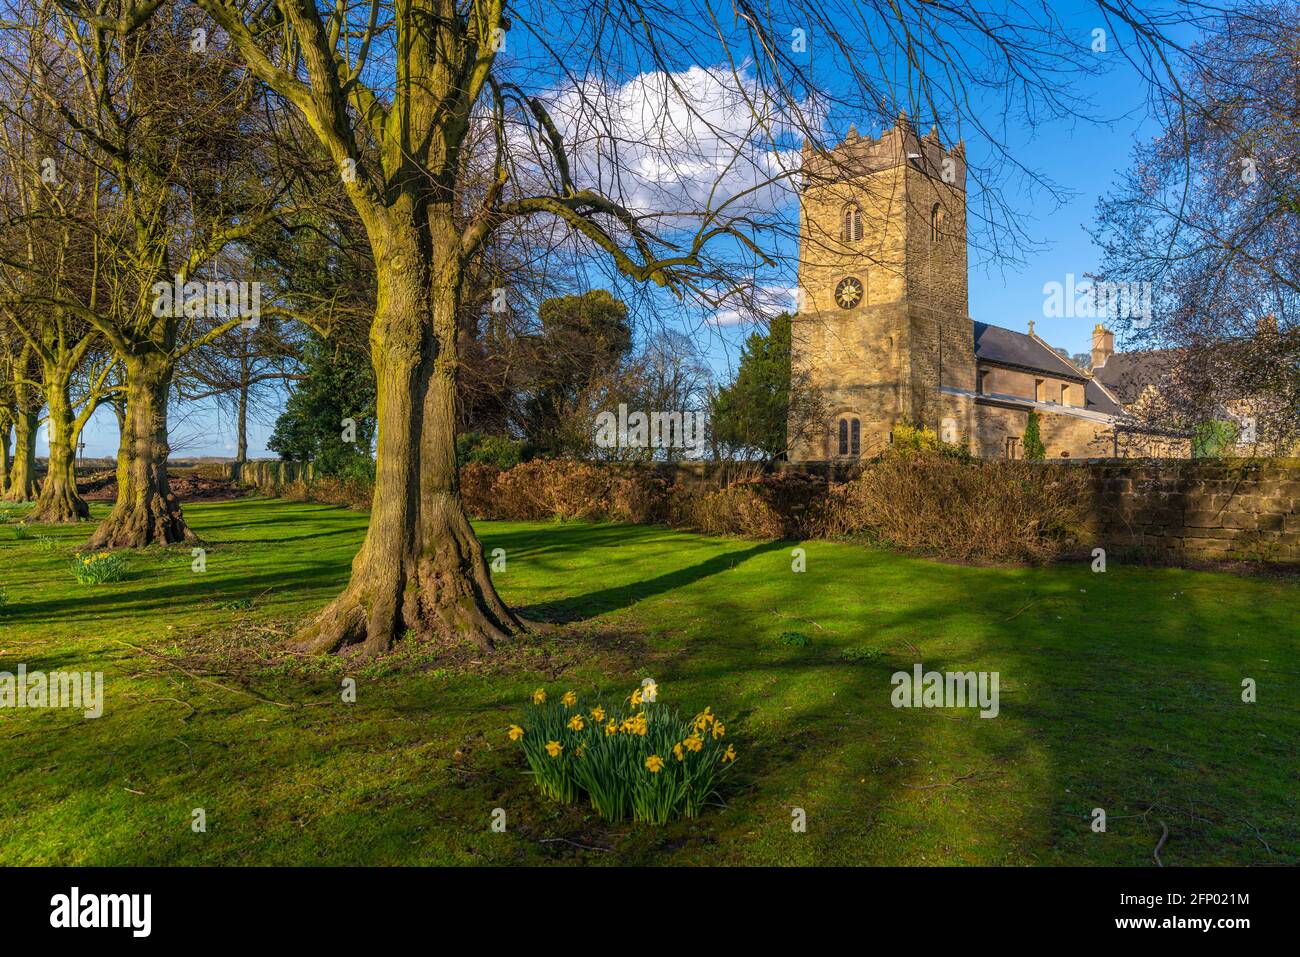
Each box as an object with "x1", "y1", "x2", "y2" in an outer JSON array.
[{"x1": 1, "y1": 497, "x2": 1295, "y2": 865}]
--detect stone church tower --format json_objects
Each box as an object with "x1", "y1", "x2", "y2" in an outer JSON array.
[{"x1": 788, "y1": 114, "x2": 976, "y2": 460}]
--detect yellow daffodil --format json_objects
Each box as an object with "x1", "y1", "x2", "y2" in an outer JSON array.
[
  {"x1": 507, "y1": 724, "x2": 524, "y2": 741},
  {"x1": 641, "y1": 679, "x2": 658, "y2": 702},
  {"x1": 620, "y1": 713, "x2": 647, "y2": 735},
  {"x1": 605, "y1": 719, "x2": 617, "y2": 736},
  {"x1": 693, "y1": 707, "x2": 714, "y2": 731},
  {"x1": 532, "y1": 688, "x2": 547, "y2": 705},
  {"x1": 684, "y1": 733, "x2": 703, "y2": 753},
  {"x1": 645, "y1": 755, "x2": 665, "y2": 773},
  {"x1": 545, "y1": 740, "x2": 563, "y2": 758},
  {"x1": 630, "y1": 688, "x2": 643, "y2": 707},
  {"x1": 722, "y1": 744, "x2": 737, "y2": 763},
  {"x1": 590, "y1": 705, "x2": 605, "y2": 722},
  {"x1": 673, "y1": 742, "x2": 685, "y2": 761},
  {"x1": 624, "y1": 712, "x2": 647, "y2": 736},
  {"x1": 712, "y1": 721, "x2": 725, "y2": 739},
  {"x1": 561, "y1": 691, "x2": 577, "y2": 708},
  {"x1": 567, "y1": 715, "x2": 585, "y2": 731}
]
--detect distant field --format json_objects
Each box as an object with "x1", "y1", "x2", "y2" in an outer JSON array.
[{"x1": 1, "y1": 497, "x2": 1295, "y2": 865}]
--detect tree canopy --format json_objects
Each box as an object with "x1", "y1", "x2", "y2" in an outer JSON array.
[{"x1": 709, "y1": 314, "x2": 794, "y2": 463}]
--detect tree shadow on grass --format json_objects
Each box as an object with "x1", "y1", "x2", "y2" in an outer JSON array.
[
  {"x1": 208, "y1": 526, "x2": 361, "y2": 546},
  {"x1": 655, "y1": 559, "x2": 1300, "y2": 865},
  {"x1": 516, "y1": 538, "x2": 788, "y2": 623},
  {"x1": 11, "y1": 564, "x2": 350, "y2": 626},
  {"x1": 474, "y1": 520, "x2": 692, "y2": 560},
  {"x1": 185, "y1": 504, "x2": 366, "y2": 536}
]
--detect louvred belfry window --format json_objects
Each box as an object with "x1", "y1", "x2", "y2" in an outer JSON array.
[{"x1": 842, "y1": 203, "x2": 863, "y2": 242}]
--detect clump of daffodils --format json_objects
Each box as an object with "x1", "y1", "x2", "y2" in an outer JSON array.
[
  {"x1": 509, "y1": 682, "x2": 738, "y2": 824},
  {"x1": 69, "y1": 550, "x2": 126, "y2": 585}
]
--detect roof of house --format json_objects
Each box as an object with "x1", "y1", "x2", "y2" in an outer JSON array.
[
  {"x1": 966, "y1": 320, "x2": 1185, "y2": 418},
  {"x1": 1092, "y1": 349, "x2": 1179, "y2": 404},
  {"x1": 1084, "y1": 379, "x2": 1124, "y2": 416},
  {"x1": 972, "y1": 322, "x2": 1087, "y2": 382}
]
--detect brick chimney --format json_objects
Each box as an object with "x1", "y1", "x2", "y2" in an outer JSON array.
[{"x1": 1091, "y1": 323, "x2": 1114, "y2": 368}]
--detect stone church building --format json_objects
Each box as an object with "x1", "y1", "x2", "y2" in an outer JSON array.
[{"x1": 788, "y1": 114, "x2": 1186, "y2": 462}]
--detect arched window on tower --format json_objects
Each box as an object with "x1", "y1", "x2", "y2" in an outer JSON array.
[
  {"x1": 837, "y1": 416, "x2": 861, "y2": 456},
  {"x1": 842, "y1": 203, "x2": 863, "y2": 243},
  {"x1": 930, "y1": 203, "x2": 944, "y2": 244}
]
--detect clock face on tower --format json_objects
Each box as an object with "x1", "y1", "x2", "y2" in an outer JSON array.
[{"x1": 834, "y1": 276, "x2": 864, "y2": 309}]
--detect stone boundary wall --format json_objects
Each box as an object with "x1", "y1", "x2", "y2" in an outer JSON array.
[
  {"x1": 227, "y1": 456, "x2": 1299, "y2": 564},
  {"x1": 1078, "y1": 459, "x2": 1300, "y2": 563},
  {"x1": 765, "y1": 458, "x2": 1298, "y2": 564}
]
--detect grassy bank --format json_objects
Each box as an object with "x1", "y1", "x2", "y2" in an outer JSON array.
[{"x1": 1, "y1": 498, "x2": 1295, "y2": 864}]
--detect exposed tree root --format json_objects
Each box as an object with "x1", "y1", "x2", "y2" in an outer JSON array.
[
  {"x1": 293, "y1": 506, "x2": 521, "y2": 659},
  {"x1": 28, "y1": 481, "x2": 90, "y2": 523},
  {"x1": 86, "y1": 493, "x2": 196, "y2": 549},
  {"x1": 2, "y1": 485, "x2": 37, "y2": 503}
]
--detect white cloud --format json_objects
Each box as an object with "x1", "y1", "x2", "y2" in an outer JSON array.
[
  {"x1": 520, "y1": 65, "x2": 802, "y2": 225},
  {"x1": 707, "y1": 283, "x2": 798, "y2": 327}
]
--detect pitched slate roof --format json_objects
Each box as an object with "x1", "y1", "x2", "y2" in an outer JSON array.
[
  {"x1": 972, "y1": 322, "x2": 1087, "y2": 382},
  {"x1": 1084, "y1": 379, "x2": 1124, "y2": 416},
  {"x1": 1092, "y1": 350, "x2": 1178, "y2": 404},
  {"x1": 968, "y1": 321, "x2": 1179, "y2": 417}
]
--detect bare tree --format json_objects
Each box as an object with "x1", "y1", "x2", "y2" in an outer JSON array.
[
  {"x1": 0, "y1": 55, "x2": 123, "y2": 520},
  {"x1": 177, "y1": 322, "x2": 301, "y2": 465},
  {"x1": 1093, "y1": 3, "x2": 1299, "y2": 452},
  {"x1": 0, "y1": 0, "x2": 303, "y2": 544}
]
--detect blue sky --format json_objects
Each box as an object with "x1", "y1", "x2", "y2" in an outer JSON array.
[{"x1": 70, "y1": 1, "x2": 1179, "y2": 460}]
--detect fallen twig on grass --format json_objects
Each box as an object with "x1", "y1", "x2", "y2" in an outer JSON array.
[
  {"x1": 1004, "y1": 598, "x2": 1044, "y2": 621},
  {"x1": 250, "y1": 624, "x2": 291, "y2": 637},
  {"x1": 539, "y1": 837, "x2": 612, "y2": 852},
  {"x1": 773, "y1": 611, "x2": 824, "y2": 630},
  {"x1": 153, "y1": 696, "x2": 197, "y2": 720},
  {"x1": 114, "y1": 639, "x2": 299, "y2": 709},
  {"x1": 903, "y1": 770, "x2": 1004, "y2": 790},
  {"x1": 173, "y1": 737, "x2": 196, "y2": 771},
  {"x1": 1154, "y1": 820, "x2": 1169, "y2": 867}
]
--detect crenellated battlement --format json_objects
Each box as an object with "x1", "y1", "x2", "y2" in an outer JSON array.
[{"x1": 801, "y1": 111, "x2": 965, "y2": 191}]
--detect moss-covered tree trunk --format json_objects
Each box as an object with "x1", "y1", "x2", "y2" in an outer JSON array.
[
  {"x1": 294, "y1": 220, "x2": 519, "y2": 657},
  {"x1": 414, "y1": 243, "x2": 520, "y2": 648},
  {"x1": 29, "y1": 361, "x2": 90, "y2": 522},
  {"x1": 110, "y1": 396, "x2": 128, "y2": 475},
  {"x1": 4, "y1": 408, "x2": 38, "y2": 502},
  {"x1": 197, "y1": 0, "x2": 522, "y2": 658},
  {"x1": 294, "y1": 227, "x2": 429, "y2": 656},
  {"x1": 86, "y1": 356, "x2": 192, "y2": 547},
  {"x1": 0, "y1": 414, "x2": 11, "y2": 497}
]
